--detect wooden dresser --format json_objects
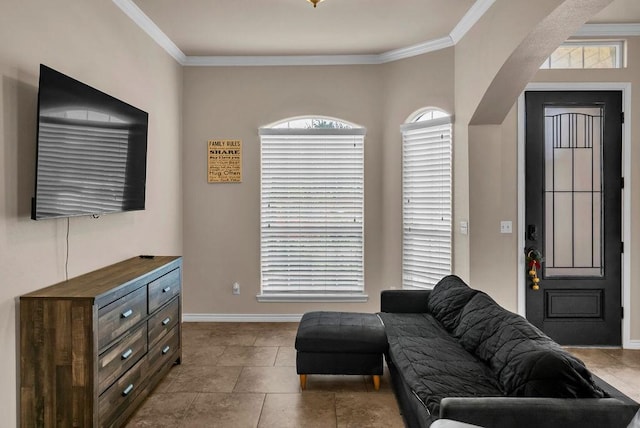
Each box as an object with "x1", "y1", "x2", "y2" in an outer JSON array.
[{"x1": 20, "y1": 256, "x2": 182, "y2": 427}]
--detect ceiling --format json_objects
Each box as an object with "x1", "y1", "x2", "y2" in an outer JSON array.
[
  {"x1": 589, "y1": 0, "x2": 640, "y2": 23},
  {"x1": 127, "y1": 0, "x2": 640, "y2": 59}
]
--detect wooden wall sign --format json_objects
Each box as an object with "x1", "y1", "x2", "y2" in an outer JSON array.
[{"x1": 207, "y1": 140, "x2": 242, "y2": 183}]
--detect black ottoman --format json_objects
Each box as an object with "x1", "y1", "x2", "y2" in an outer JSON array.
[{"x1": 295, "y1": 311, "x2": 388, "y2": 390}]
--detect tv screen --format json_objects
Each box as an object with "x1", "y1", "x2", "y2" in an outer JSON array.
[{"x1": 32, "y1": 65, "x2": 148, "y2": 220}]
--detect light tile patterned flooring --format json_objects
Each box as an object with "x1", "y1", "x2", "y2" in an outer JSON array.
[
  {"x1": 566, "y1": 347, "x2": 640, "y2": 403},
  {"x1": 126, "y1": 322, "x2": 640, "y2": 427}
]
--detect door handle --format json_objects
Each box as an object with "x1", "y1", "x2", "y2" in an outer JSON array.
[{"x1": 527, "y1": 224, "x2": 538, "y2": 241}]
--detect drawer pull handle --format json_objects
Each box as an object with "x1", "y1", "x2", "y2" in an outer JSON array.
[
  {"x1": 162, "y1": 286, "x2": 171, "y2": 293},
  {"x1": 121, "y1": 309, "x2": 133, "y2": 319},
  {"x1": 122, "y1": 384, "x2": 134, "y2": 396},
  {"x1": 162, "y1": 317, "x2": 171, "y2": 326},
  {"x1": 162, "y1": 345, "x2": 171, "y2": 355},
  {"x1": 121, "y1": 349, "x2": 133, "y2": 360}
]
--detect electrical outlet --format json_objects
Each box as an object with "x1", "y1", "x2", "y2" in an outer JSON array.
[{"x1": 232, "y1": 282, "x2": 240, "y2": 295}]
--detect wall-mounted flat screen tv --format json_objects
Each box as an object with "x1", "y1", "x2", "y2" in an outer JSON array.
[{"x1": 32, "y1": 64, "x2": 148, "y2": 220}]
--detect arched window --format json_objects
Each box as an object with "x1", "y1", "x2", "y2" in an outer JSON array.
[
  {"x1": 401, "y1": 108, "x2": 453, "y2": 289},
  {"x1": 411, "y1": 108, "x2": 450, "y2": 122},
  {"x1": 269, "y1": 116, "x2": 356, "y2": 129},
  {"x1": 258, "y1": 116, "x2": 366, "y2": 301}
]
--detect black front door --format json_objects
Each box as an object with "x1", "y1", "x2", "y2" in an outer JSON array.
[{"x1": 525, "y1": 91, "x2": 622, "y2": 346}]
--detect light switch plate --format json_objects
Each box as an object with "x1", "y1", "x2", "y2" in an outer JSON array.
[
  {"x1": 460, "y1": 221, "x2": 468, "y2": 235},
  {"x1": 500, "y1": 221, "x2": 512, "y2": 234}
]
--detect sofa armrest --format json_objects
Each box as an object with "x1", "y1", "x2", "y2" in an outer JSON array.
[
  {"x1": 380, "y1": 289, "x2": 430, "y2": 313},
  {"x1": 439, "y1": 397, "x2": 638, "y2": 428},
  {"x1": 430, "y1": 420, "x2": 484, "y2": 428}
]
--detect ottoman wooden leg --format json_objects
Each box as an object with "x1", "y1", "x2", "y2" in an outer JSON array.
[
  {"x1": 373, "y1": 375, "x2": 380, "y2": 391},
  {"x1": 300, "y1": 374, "x2": 307, "y2": 390}
]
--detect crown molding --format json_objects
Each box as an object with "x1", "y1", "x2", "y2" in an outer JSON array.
[
  {"x1": 115, "y1": 0, "x2": 640, "y2": 67},
  {"x1": 112, "y1": 0, "x2": 186, "y2": 64},
  {"x1": 113, "y1": 0, "x2": 487, "y2": 66},
  {"x1": 574, "y1": 23, "x2": 640, "y2": 37},
  {"x1": 450, "y1": 0, "x2": 496, "y2": 44},
  {"x1": 183, "y1": 54, "x2": 381, "y2": 67},
  {"x1": 183, "y1": 37, "x2": 456, "y2": 67},
  {"x1": 378, "y1": 36, "x2": 454, "y2": 64}
]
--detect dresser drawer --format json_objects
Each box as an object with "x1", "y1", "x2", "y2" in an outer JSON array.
[
  {"x1": 148, "y1": 297, "x2": 180, "y2": 349},
  {"x1": 148, "y1": 324, "x2": 180, "y2": 375},
  {"x1": 148, "y1": 268, "x2": 181, "y2": 313},
  {"x1": 20, "y1": 256, "x2": 182, "y2": 428},
  {"x1": 98, "y1": 356, "x2": 147, "y2": 428},
  {"x1": 98, "y1": 286, "x2": 147, "y2": 351},
  {"x1": 98, "y1": 323, "x2": 147, "y2": 395}
]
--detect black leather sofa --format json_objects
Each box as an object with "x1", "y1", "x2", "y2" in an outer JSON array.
[{"x1": 379, "y1": 275, "x2": 639, "y2": 428}]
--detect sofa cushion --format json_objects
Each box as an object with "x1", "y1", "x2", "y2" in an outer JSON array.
[
  {"x1": 504, "y1": 347, "x2": 606, "y2": 397},
  {"x1": 453, "y1": 292, "x2": 521, "y2": 358},
  {"x1": 379, "y1": 312, "x2": 503, "y2": 416},
  {"x1": 453, "y1": 292, "x2": 605, "y2": 399},
  {"x1": 427, "y1": 275, "x2": 479, "y2": 332}
]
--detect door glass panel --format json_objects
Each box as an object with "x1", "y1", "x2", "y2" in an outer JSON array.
[{"x1": 544, "y1": 106, "x2": 604, "y2": 278}]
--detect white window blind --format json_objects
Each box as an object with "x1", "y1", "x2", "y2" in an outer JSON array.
[
  {"x1": 401, "y1": 116, "x2": 452, "y2": 289},
  {"x1": 259, "y1": 127, "x2": 365, "y2": 299}
]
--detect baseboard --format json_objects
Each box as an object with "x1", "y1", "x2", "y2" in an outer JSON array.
[
  {"x1": 181, "y1": 317, "x2": 640, "y2": 349},
  {"x1": 625, "y1": 340, "x2": 640, "y2": 350},
  {"x1": 182, "y1": 313, "x2": 303, "y2": 323}
]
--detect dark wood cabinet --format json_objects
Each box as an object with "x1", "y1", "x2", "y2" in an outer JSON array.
[{"x1": 20, "y1": 256, "x2": 182, "y2": 427}]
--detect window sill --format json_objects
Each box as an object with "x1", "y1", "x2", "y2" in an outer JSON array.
[{"x1": 256, "y1": 293, "x2": 369, "y2": 303}]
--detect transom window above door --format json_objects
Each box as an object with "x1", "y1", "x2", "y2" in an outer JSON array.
[{"x1": 540, "y1": 40, "x2": 624, "y2": 69}]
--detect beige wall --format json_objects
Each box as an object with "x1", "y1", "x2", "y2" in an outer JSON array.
[
  {"x1": 453, "y1": 0, "x2": 574, "y2": 285},
  {"x1": 181, "y1": 65, "x2": 388, "y2": 315},
  {"x1": 466, "y1": 34, "x2": 640, "y2": 341},
  {"x1": 181, "y1": 65, "x2": 384, "y2": 316},
  {"x1": 467, "y1": 116, "x2": 519, "y2": 309},
  {"x1": 457, "y1": 0, "x2": 640, "y2": 345},
  {"x1": 379, "y1": 50, "x2": 456, "y2": 293},
  {"x1": 0, "y1": 0, "x2": 183, "y2": 424},
  {"x1": 181, "y1": 50, "x2": 456, "y2": 317},
  {"x1": 457, "y1": 0, "x2": 620, "y2": 312},
  {"x1": 2, "y1": 0, "x2": 638, "y2": 424},
  {"x1": 181, "y1": 0, "x2": 638, "y2": 343}
]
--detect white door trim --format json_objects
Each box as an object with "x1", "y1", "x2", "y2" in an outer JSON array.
[{"x1": 517, "y1": 82, "x2": 633, "y2": 349}]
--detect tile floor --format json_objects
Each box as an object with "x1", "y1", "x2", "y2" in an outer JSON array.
[
  {"x1": 126, "y1": 322, "x2": 640, "y2": 428},
  {"x1": 566, "y1": 347, "x2": 640, "y2": 403}
]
